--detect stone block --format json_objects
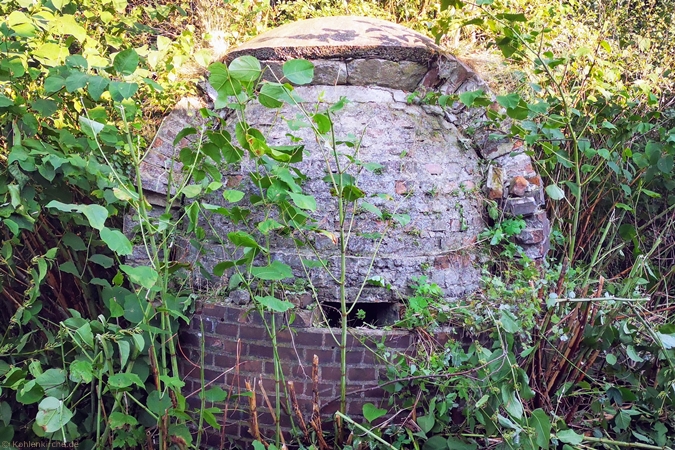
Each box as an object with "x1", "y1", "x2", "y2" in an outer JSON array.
[
  {"x1": 522, "y1": 239, "x2": 550, "y2": 260},
  {"x1": 486, "y1": 165, "x2": 505, "y2": 200},
  {"x1": 259, "y1": 59, "x2": 348, "y2": 85},
  {"x1": 514, "y1": 227, "x2": 545, "y2": 245},
  {"x1": 346, "y1": 59, "x2": 428, "y2": 91},
  {"x1": 510, "y1": 176, "x2": 529, "y2": 197},
  {"x1": 504, "y1": 197, "x2": 538, "y2": 216}
]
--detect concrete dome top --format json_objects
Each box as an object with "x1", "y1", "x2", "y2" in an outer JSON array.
[{"x1": 226, "y1": 16, "x2": 441, "y2": 63}]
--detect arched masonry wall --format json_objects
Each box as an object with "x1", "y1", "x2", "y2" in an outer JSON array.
[{"x1": 124, "y1": 16, "x2": 551, "y2": 446}]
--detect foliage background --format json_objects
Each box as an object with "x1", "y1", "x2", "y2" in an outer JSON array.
[{"x1": 1, "y1": 0, "x2": 674, "y2": 449}]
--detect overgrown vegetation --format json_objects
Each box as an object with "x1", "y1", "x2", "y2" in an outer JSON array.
[{"x1": 1, "y1": 0, "x2": 674, "y2": 449}]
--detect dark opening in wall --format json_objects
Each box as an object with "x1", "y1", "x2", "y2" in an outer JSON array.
[{"x1": 322, "y1": 302, "x2": 399, "y2": 328}]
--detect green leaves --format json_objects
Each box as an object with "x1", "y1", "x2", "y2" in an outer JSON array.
[
  {"x1": 545, "y1": 184, "x2": 565, "y2": 201},
  {"x1": 45, "y1": 201, "x2": 108, "y2": 230},
  {"x1": 120, "y1": 265, "x2": 158, "y2": 290},
  {"x1": 250, "y1": 261, "x2": 293, "y2": 281},
  {"x1": 529, "y1": 409, "x2": 551, "y2": 449},
  {"x1": 108, "y1": 373, "x2": 144, "y2": 389},
  {"x1": 100, "y1": 227, "x2": 133, "y2": 256},
  {"x1": 556, "y1": 429, "x2": 583, "y2": 446},
  {"x1": 288, "y1": 192, "x2": 317, "y2": 211},
  {"x1": 229, "y1": 55, "x2": 261, "y2": 82},
  {"x1": 109, "y1": 81, "x2": 139, "y2": 101},
  {"x1": 362, "y1": 403, "x2": 387, "y2": 423},
  {"x1": 36, "y1": 397, "x2": 73, "y2": 433},
  {"x1": 282, "y1": 59, "x2": 314, "y2": 85},
  {"x1": 254, "y1": 296, "x2": 293, "y2": 313},
  {"x1": 113, "y1": 49, "x2": 140, "y2": 76},
  {"x1": 501, "y1": 384, "x2": 523, "y2": 419}
]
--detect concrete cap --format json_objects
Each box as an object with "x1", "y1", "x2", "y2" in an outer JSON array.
[{"x1": 226, "y1": 16, "x2": 441, "y2": 63}]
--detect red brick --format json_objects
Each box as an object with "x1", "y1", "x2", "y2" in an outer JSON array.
[
  {"x1": 248, "y1": 343, "x2": 274, "y2": 359},
  {"x1": 238, "y1": 359, "x2": 264, "y2": 375},
  {"x1": 345, "y1": 349, "x2": 364, "y2": 364},
  {"x1": 385, "y1": 334, "x2": 412, "y2": 349},
  {"x1": 200, "y1": 303, "x2": 229, "y2": 320},
  {"x1": 273, "y1": 344, "x2": 301, "y2": 361},
  {"x1": 362, "y1": 350, "x2": 378, "y2": 365},
  {"x1": 320, "y1": 400, "x2": 340, "y2": 416},
  {"x1": 348, "y1": 367, "x2": 376, "y2": 381},
  {"x1": 275, "y1": 329, "x2": 294, "y2": 344},
  {"x1": 293, "y1": 329, "x2": 326, "y2": 347},
  {"x1": 215, "y1": 321, "x2": 239, "y2": 336},
  {"x1": 304, "y1": 348, "x2": 337, "y2": 365},
  {"x1": 237, "y1": 323, "x2": 267, "y2": 341},
  {"x1": 221, "y1": 338, "x2": 243, "y2": 356},
  {"x1": 180, "y1": 331, "x2": 201, "y2": 347},
  {"x1": 204, "y1": 335, "x2": 225, "y2": 349},
  {"x1": 320, "y1": 366, "x2": 343, "y2": 381},
  {"x1": 203, "y1": 368, "x2": 228, "y2": 384},
  {"x1": 214, "y1": 354, "x2": 238, "y2": 369}
]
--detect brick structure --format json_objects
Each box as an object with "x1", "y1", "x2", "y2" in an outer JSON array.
[
  {"x1": 180, "y1": 302, "x2": 413, "y2": 446},
  {"x1": 123, "y1": 16, "x2": 553, "y2": 448}
]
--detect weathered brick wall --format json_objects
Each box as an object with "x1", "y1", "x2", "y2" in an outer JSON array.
[{"x1": 180, "y1": 302, "x2": 413, "y2": 447}]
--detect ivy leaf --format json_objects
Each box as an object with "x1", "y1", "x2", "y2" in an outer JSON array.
[
  {"x1": 422, "y1": 435, "x2": 447, "y2": 450},
  {"x1": 79, "y1": 204, "x2": 108, "y2": 230},
  {"x1": 87, "y1": 76, "x2": 109, "y2": 101},
  {"x1": 31, "y1": 99, "x2": 57, "y2": 117},
  {"x1": 501, "y1": 384, "x2": 523, "y2": 419},
  {"x1": 417, "y1": 414, "x2": 435, "y2": 433},
  {"x1": 227, "y1": 231, "x2": 260, "y2": 248},
  {"x1": 362, "y1": 403, "x2": 387, "y2": 423},
  {"x1": 250, "y1": 261, "x2": 293, "y2": 281},
  {"x1": 288, "y1": 192, "x2": 317, "y2": 211},
  {"x1": 108, "y1": 373, "x2": 144, "y2": 389},
  {"x1": 69, "y1": 360, "x2": 93, "y2": 384},
  {"x1": 556, "y1": 429, "x2": 583, "y2": 445},
  {"x1": 282, "y1": 59, "x2": 314, "y2": 85},
  {"x1": 36, "y1": 397, "x2": 73, "y2": 433},
  {"x1": 545, "y1": 184, "x2": 565, "y2": 200},
  {"x1": 44, "y1": 76, "x2": 66, "y2": 94},
  {"x1": 254, "y1": 295, "x2": 294, "y2": 313},
  {"x1": 120, "y1": 264, "x2": 158, "y2": 290},
  {"x1": 529, "y1": 409, "x2": 551, "y2": 450},
  {"x1": 109, "y1": 81, "x2": 139, "y2": 101},
  {"x1": 89, "y1": 254, "x2": 114, "y2": 269},
  {"x1": 147, "y1": 390, "x2": 172, "y2": 415},
  {"x1": 228, "y1": 55, "x2": 261, "y2": 82},
  {"x1": 113, "y1": 48, "x2": 139, "y2": 76},
  {"x1": 100, "y1": 227, "x2": 133, "y2": 256},
  {"x1": 109, "y1": 412, "x2": 138, "y2": 429}
]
